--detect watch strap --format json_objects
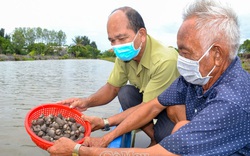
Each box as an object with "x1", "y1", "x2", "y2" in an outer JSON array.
[
  {"x1": 72, "y1": 143, "x2": 81, "y2": 156},
  {"x1": 102, "y1": 118, "x2": 110, "y2": 131}
]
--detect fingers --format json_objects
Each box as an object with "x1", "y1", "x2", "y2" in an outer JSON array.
[
  {"x1": 57, "y1": 98, "x2": 88, "y2": 112},
  {"x1": 47, "y1": 147, "x2": 51, "y2": 153},
  {"x1": 56, "y1": 98, "x2": 80, "y2": 108},
  {"x1": 46, "y1": 139, "x2": 58, "y2": 155},
  {"x1": 81, "y1": 114, "x2": 90, "y2": 122},
  {"x1": 82, "y1": 137, "x2": 91, "y2": 147},
  {"x1": 69, "y1": 100, "x2": 79, "y2": 109},
  {"x1": 56, "y1": 98, "x2": 75, "y2": 106},
  {"x1": 81, "y1": 114, "x2": 96, "y2": 131},
  {"x1": 81, "y1": 115, "x2": 103, "y2": 131},
  {"x1": 65, "y1": 98, "x2": 82, "y2": 109}
]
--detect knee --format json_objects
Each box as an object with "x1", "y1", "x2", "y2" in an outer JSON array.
[
  {"x1": 167, "y1": 105, "x2": 186, "y2": 123},
  {"x1": 117, "y1": 85, "x2": 132, "y2": 99},
  {"x1": 117, "y1": 85, "x2": 141, "y2": 110}
]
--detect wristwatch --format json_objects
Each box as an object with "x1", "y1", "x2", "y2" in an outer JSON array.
[
  {"x1": 102, "y1": 118, "x2": 110, "y2": 131},
  {"x1": 72, "y1": 144, "x2": 81, "y2": 156}
]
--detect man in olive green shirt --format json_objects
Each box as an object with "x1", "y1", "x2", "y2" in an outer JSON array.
[
  {"x1": 108, "y1": 35, "x2": 179, "y2": 103},
  {"x1": 60, "y1": 6, "x2": 180, "y2": 145}
]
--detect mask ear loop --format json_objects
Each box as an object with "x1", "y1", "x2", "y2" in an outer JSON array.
[
  {"x1": 132, "y1": 31, "x2": 142, "y2": 50},
  {"x1": 198, "y1": 44, "x2": 214, "y2": 62},
  {"x1": 132, "y1": 31, "x2": 140, "y2": 42},
  {"x1": 202, "y1": 44, "x2": 216, "y2": 77},
  {"x1": 206, "y1": 65, "x2": 216, "y2": 77}
]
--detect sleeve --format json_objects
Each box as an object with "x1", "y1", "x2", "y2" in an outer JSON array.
[
  {"x1": 143, "y1": 59, "x2": 180, "y2": 102},
  {"x1": 159, "y1": 100, "x2": 250, "y2": 155},
  {"x1": 107, "y1": 58, "x2": 128, "y2": 87},
  {"x1": 157, "y1": 76, "x2": 187, "y2": 106}
]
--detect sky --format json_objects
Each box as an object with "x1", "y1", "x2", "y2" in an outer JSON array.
[{"x1": 1, "y1": 0, "x2": 250, "y2": 52}]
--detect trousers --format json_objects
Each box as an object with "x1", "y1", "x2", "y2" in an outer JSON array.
[{"x1": 117, "y1": 85, "x2": 175, "y2": 143}]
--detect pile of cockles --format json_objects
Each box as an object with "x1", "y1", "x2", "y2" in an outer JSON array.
[{"x1": 31, "y1": 113, "x2": 85, "y2": 142}]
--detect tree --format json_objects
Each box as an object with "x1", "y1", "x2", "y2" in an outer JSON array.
[
  {"x1": 27, "y1": 43, "x2": 46, "y2": 55},
  {"x1": 1, "y1": 37, "x2": 12, "y2": 54},
  {"x1": 85, "y1": 45, "x2": 100, "y2": 58},
  {"x1": 72, "y1": 36, "x2": 84, "y2": 46},
  {"x1": 10, "y1": 27, "x2": 68, "y2": 55},
  {"x1": 42, "y1": 28, "x2": 49, "y2": 44},
  {"x1": 36, "y1": 27, "x2": 43, "y2": 43},
  {"x1": 57, "y1": 30, "x2": 66, "y2": 46},
  {"x1": 25, "y1": 28, "x2": 36, "y2": 45},
  {"x1": 101, "y1": 49, "x2": 116, "y2": 57},
  {"x1": 239, "y1": 39, "x2": 250, "y2": 53},
  {"x1": 0, "y1": 28, "x2": 14, "y2": 54},
  {"x1": 90, "y1": 41, "x2": 97, "y2": 49},
  {"x1": 0, "y1": 28, "x2": 4, "y2": 37},
  {"x1": 72, "y1": 35, "x2": 97, "y2": 49},
  {"x1": 71, "y1": 36, "x2": 99, "y2": 58},
  {"x1": 81, "y1": 36, "x2": 90, "y2": 46},
  {"x1": 11, "y1": 28, "x2": 26, "y2": 54}
]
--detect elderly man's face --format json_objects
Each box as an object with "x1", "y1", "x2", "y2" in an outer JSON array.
[{"x1": 177, "y1": 17, "x2": 215, "y2": 78}]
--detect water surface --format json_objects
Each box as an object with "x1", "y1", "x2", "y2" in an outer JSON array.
[{"x1": 0, "y1": 59, "x2": 120, "y2": 156}]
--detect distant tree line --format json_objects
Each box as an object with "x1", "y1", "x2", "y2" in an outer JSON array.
[
  {"x1": 0, "y1": 27, "x2": 115, "y2": 60},
  {"x1": 2, "y1": 27, "x2": 248, "y2": 61}
]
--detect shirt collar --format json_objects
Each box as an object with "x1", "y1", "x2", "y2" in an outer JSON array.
[{"x1": 139, "y1": 35, "x2": 151, "y2": 70}]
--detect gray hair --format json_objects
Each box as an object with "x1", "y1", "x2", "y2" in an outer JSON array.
[{"x1": 183, "y1": 0, "x2": 240, "y2": 60}]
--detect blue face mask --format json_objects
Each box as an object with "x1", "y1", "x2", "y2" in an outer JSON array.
[{"x1": 112, "y1": 32, "x2": 142, "y2": 61}]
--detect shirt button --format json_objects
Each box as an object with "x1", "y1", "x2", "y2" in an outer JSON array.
[{"x1": 194, "y1": 109, "x2": 198, "y2": 113}]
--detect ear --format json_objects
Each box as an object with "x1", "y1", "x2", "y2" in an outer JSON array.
[
  {"x1": 139, "y1": 28, "x2": 147, "y2": 43},
  {"x1": 214, "y1": 46, "x2": 223, "y2": 67}
]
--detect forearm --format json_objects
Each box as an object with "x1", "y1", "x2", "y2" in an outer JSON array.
[
  {"x1": 80, "y1": 144, "x2": 179, "y2": 156},
  {"x1": 103, "y1": 98, "x2": 164, "y2": 144},
  {"x1": 108, "y1": 103, "x2": 143, "y2": 126},
  {"x1": 87, "y1": 83, "x2": 119, "y2": 107}
]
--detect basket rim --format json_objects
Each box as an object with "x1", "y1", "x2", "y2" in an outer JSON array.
[{"x1": 24, "y1": 103, "x2": 91, "y2": 149}]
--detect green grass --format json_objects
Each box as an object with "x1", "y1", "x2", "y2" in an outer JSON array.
[
  {"x1": 100, "y1": 57, "x2": 116, "y2": 63},
  {"x1": 241, "y1": 58, "x2": 250, "y2": 73}
]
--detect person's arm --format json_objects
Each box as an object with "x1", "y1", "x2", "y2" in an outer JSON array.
[
  {"x1": 83, "y1": 98, "x2": 166, "y2": 147},
  {"x1": 171, "y1": 120, "x2": 190, "y2": 134},
  {"x1": 59, "y1": 83, "x2": 120, "y2": 111},
  {"x1": 85, "y1": 82, "x2": 120, "y2": 107},
  {"x1": 80, "y1": 144, "x2": 179, "y2": 156},
  {"x1": 47, "y1": 137, "x2": 179, "y2": 156},
  {"x1": 82, "y1": 103, "x2": 143, "y2": 131}
]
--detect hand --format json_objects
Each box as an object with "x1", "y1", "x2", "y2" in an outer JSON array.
[
  {"x1": 82, "y1": 136, "x2": 110, "y2": 147},
  {"x1": 59, "y1": 97, "x2": 89, "y2": 111},
  {"x1": 47, "y1": 137, "x2": 76, "y2": 156},
  {"x1": 81, "y1": 114, "x2": 104, "y2": 131}
]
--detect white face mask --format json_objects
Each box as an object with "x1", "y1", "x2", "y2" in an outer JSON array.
[{"x1": 177, "y1": 44, "x2": 216, "y2": 86}]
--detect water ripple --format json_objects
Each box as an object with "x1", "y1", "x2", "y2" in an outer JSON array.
[{"x1": 0, "y1": 59, "x2": 120, "y2": 156}]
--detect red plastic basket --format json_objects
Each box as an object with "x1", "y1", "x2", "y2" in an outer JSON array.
[{"x1": 24, "y1": 103, "x2": 91, "y2": 150}]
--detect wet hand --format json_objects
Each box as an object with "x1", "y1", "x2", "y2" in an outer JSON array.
[
  {"x1": 81, "y1": 114, "x2": 104, "y2": 131},
  {"x1": 59, "y1": 97, "x2": 88, "y2": 111},
  {"x1": 82, "y1": 136, "x2": 110, "y2": 147},
  {"x1": 47, "y1": 137, "x2": 76, "y2": 156}
]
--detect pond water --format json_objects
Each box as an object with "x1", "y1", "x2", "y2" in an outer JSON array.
[{"x1": 0, "y1": 59, "x2": 120, "y2": 156}]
